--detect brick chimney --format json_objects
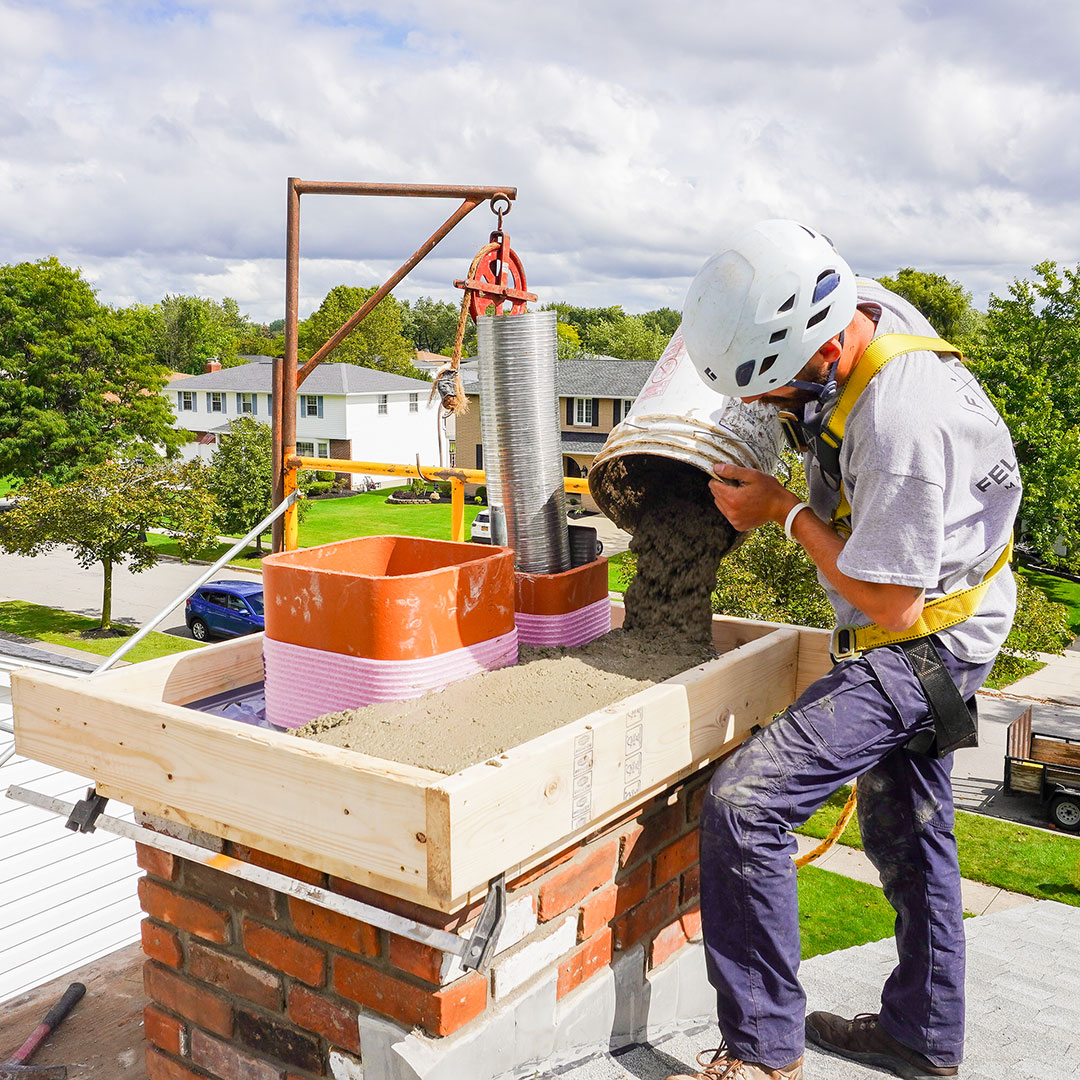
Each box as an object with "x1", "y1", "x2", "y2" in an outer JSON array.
[{"x1": 204, "y1": 357, "x2": 222, "y2": 373}]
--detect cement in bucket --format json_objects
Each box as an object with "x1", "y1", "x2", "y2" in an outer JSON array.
[{"x1": 588, "y1": 326, "x2": 783, "y2": 533}]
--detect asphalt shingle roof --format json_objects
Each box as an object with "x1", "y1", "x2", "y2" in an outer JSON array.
[
  {"x1": 458, "y1": 355, "x2": 654, "y2": 398},
  {"x1": 171, "y1": 359, "x2": 431, "y2": 395}
]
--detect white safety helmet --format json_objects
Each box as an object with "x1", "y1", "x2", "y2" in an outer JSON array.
[{"x1": 682, "y1": 219, "x2": 857, "y2": 397}]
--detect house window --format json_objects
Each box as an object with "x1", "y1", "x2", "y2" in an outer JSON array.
[
  {"x1": 623, "y1": 399, "x2": 635, "y2": 417},
  {"x1": 178, "y1": 390, "x2": 195, "y2": 412},
  {"x1": 207, "y1": 392, "x2": 224, "y2": 413},
  {"x1": 237, "y1": 392, "x2": 256, "y2": 415},
  {"x1": 296, "y1": 441, "x2": 330, "y2": 459},
  {"x1": 301, "y1": 394, "x2": 322, "y2": 418},
  {"x1": 409, "y1": 393, "x2": 419, "y2": 413},
  {"x1": 475, "y1": 444, "x2": 483, "y2": 469},
  {"x1": 378, "y1": 394, "x2": 388, "y2": 415},
  {"x1": 574, "y1": 397, "x2": 593, "y2": 425},
  {"x1": 448, "y1": 440, "x2": 456, "y2": 467}
]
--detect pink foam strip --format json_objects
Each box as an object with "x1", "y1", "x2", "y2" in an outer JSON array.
[
  {"x1": 515, "y1": 597, "x2": 612, "y2": 647},
  {"x1": 263, "y1": 628, "x2": 519, "y2": 729}
]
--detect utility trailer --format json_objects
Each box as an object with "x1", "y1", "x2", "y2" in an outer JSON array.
[{"x1": 1004, "y1": 706, "x2": 1080, "y2": 832}]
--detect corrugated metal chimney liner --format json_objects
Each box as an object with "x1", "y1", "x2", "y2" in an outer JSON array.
[{"x1": 478, "y1": 310, "x2": 571, "y2": 574}]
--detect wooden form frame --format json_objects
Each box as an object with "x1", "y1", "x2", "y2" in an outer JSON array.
[{"x1": 11, "y1": 607, "x2": 831, "y2": 913}]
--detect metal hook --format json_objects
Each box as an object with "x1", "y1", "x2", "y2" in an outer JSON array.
[
  {"x1": 415, "y1": 453, "x2": 439, "y2": 484},
  {"x1": 490, "y1": 191, "x2": 511, "y2": 232}
]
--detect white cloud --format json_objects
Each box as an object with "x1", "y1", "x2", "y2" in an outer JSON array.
[{"x1": 1, "y1": 0, "x2": 1078, "y2": 321}]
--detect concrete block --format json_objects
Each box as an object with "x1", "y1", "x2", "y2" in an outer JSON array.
[
  {"x1": 356, "y1": 1011, "x2": 413, "y2": 1080},
  {"x1": 491, "y1": 914, "x2": 576, "y2": 1000},
  {"x1": 674, "y1": 939, "x2": 714, "y2": 1023},
  {"x1": 439, "y1": 895, "x2": 537, "y2": 985},
  {"x1": 329, "y1": 1049, "x2": 365, "y2": 1080},
  {"x1": 610, "y1": 942, "x2": 647, "y2": 1042}
]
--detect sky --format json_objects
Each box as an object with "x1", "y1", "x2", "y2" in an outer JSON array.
[{"x1": 3, "y1": 0, "x2": 1079, "y2": 324}]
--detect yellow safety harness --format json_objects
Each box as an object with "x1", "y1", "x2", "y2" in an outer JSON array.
[{"x1": 803, "y1": 332, "x2": 1013, "y2": 662}]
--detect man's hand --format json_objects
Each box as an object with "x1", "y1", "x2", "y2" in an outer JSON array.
[{"x1": 709, "y1": 463, "x2": 799, "y2": 532}]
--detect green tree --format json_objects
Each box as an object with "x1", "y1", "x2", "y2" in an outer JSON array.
[
  {"x1": 151, "y1": 294, "x2": 248, "y2": 373},
  {"x1": 966, "y1": 261, "x2": 1080, "y2": 570},
  {"x1": 300, "y1": 285, "x2": 423, "y2": 377},
  {"x1": 582, "y1": 313, "x2": 668, "y2": 361},
  {"x1": 876, "y1": 268, "x2": 982, "y2": 344},
  {"x1": 556, "y1": 321, "x2": 583, "y2": 360},
  {"x1": 209, "y1": 417, "x2": 314, "y2": 555},
  {"x1": 0, "y1": 258, "x2": 187, "y2": 484},
  {"x1": 402, "y1": 296, "x2": 476, "y2": 356},
  {"x1": 641, "y1": 307, "x2": 681, "y2": 337},
  {"x1": 546, "y1": 303, "x2": 624, "y2": 338},
  {"x1": 0, "y1": 458, "x2": 219, "y2": 630}
]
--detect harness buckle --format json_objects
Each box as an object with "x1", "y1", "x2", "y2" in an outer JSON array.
[{"x1": 830, "y1": 625, "x2": 862, "y2": 662}]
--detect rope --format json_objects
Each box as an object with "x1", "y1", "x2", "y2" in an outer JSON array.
[{"x1": 794, "y1": 787, "x2": 858, "y2": 868}]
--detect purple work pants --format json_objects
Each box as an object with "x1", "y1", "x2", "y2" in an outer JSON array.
[{"x1": 698, "y1": 639, "x2": 993, "y2": 1070}]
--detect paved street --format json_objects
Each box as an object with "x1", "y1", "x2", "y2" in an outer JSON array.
[{"x1": 0, "y1": 548, "x2": 261, "y2": 640}]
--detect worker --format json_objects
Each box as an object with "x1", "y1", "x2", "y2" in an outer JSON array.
[{"x1": 665, "y1": 220, "x2": 1021, "y2": 1080}]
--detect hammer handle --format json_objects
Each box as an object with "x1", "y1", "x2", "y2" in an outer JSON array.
[{"x1": 6, "y1": 983, "x2": 85, "y2": 1065}]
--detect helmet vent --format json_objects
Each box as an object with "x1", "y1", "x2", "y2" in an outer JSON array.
[
  {"x1": 735, "y1": 360, "x2": 755, "y2": 388},
  {"x1": 812, "y1": 271, "x2": 841, "y2": 303},
  {"x1": 778, "y1": 293, "x2": 797, "y2": 313},
  {"x1": 806, "y1": 307, "x2": 830, "y2": 329},
  {"x1": 769, "y1": 329, "x2": 788, "y2": 343},
  {"x1": 703, "y1": 366, "x2": 718, "y2": 382},
  {"x1": 759, "y1": 354, "x2": 779, "y2": 374}
]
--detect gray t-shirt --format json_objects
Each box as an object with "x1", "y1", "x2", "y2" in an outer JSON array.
[{"x1": 804, "y1": 279, "x2": 1021, "y2": 663}]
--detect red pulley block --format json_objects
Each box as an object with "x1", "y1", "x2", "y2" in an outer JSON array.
[{"x1": 454, "y1": 231, "x2": 537, "y2": 320}]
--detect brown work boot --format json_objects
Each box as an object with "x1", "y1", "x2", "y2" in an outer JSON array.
[
  {"x1": 664, "y1": 1044, "x2": 803, "y2": 1080},
  {"x1": 805, "y1": 1011, "x2": 958, "y2": 1079}
]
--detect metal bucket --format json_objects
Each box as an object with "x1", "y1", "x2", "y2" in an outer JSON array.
[
  {"x1": 478, "y1": 309, "x2": 571, "y2": 574},
  {"x1": 588, "y1": 326, "x2": 783, "y2": 532}
]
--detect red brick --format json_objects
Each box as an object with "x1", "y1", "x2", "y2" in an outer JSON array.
[
  {"x1": 681, "y1": 905, "x2": 702, "y2": 940},
  {"x1": 143, "y1": 1004, "x2": 185, "y2": 1056},
  {"x1": 235, "y1": 1009, "x2": 322, "y2": 1074},
  {"x1": 613, "y1": 861, "x2": 651, "y2": 917},
  {"x1": 327, "y1": 877, "x2": 482, "y2": 932},
  {"x1": 137, "y1": 845, "x2": 177, "y2": 881},
  {"x1": 138, "y1": 878, "x2": 231, "y2": 944},
  {"x1": 144, "y1": 961, "x2": 233, "y2": 1038},
  {"x1": 141, "y1": 919, "x2": 183, "y2": 968},
  {"x1": 388, "y1": 935, "x2": 445, "y2": 984},
  {"x1": 145, "y1": 1046, "x2": 202, "y2": 1080},
  {"x1": 650, "y1": 922, "x2": 686, "y2": 969},
  {"x1": 681, "y1": 865, "x2": 701, "y2": 906},
  {"x1": 654, "y1": 831, "x2": 698, "y2": 886},
  {"x1": 507, "y1": 845, "x2": 576, "y2": 890},
  {"x1": 231, "y1": 843, "x2": 326, "y2": 886},
  {"x1": 619, "y1": 803, "x2": 684, "y2": 869},
  {"x1": 242, "y1": 918, "x2": 326, "y2": 987},
  {"x1": 182, "y1": 861, "x2": 278, "y2": 921},
  {"x1": 288, "y1": 899, "x2": 378, "y2": 957},
  {"x1": 190, "y1": 1028, "x2": 281, "y2": 1080},
  {"x1": 333, "y1": 955, "x2": 486, "y2": 1037},
  {"x1": 188, "y1": 940, "x2": 282, "y2": 1009},
  {"x1": 687, "y1": 776, "x2": 711, "y2": 822},
  {"x1": 613, "y1": 881, "x2": 679, "y2": 951},
  {"x1": 578, "y1": 883, "x2": 617, "y2": 942},
  {"x1": 537, "y1": 841, "x2": 617, "y2": 922},
  {"x1": 287, "y1": 984, "x2": 361, "y2": 1054},
  {"x1": 557, "y1": 928, "x2": 613, "y2": 999}
]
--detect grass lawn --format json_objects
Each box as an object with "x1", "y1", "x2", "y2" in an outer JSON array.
[
  {"x1": 1018, "y1": 565, "x2": 1080, "y2": 636},
  {"x1": 608, "y1": 550, "x2": 632, "y2": 593},
  {"x1": 798, "y1": 786, "x2": 1080, "y2": 906},
  {"x1": 983, "y1": 657, "x2": 1045, "y2": 690},
  {"x1": 0, "y1": 600, "x2": 204, "y2": 663},
  {"x1": 147, "y1": 488, "x2": 488, "y2": 570},
  {"x1": 797, "y1": 865, "x2": 898, "y2": 958}
]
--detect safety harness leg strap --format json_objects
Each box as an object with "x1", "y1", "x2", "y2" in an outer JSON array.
[{"x1": 900, "y1": 638, "x2": 980, "y2": 758}]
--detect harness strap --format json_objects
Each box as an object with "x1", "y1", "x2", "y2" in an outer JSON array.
[{"x1": 831, "y1": 538, "x2": 1013, "y2": 660}]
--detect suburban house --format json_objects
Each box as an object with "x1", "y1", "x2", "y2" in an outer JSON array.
[
  {"x1": 163, "y1": 357, "x2": 441, "y2": 487},
  {"x1": 458, "y1": 354, "x2": 655, "y2": 504}
]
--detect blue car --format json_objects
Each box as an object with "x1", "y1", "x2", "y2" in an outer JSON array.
[{"x1": 185, "y1": 580, "x2": 265, "y2": 641}]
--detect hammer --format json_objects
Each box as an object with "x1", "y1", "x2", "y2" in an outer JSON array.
[{"x1": 0, "y1": 982, "x2": 85, "y2": 1080}]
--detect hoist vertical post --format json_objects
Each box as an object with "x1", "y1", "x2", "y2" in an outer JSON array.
[
  {"x1": 450, "y1": 477, "x2": 465, "y2": 542},
  {"x1": 283, "y1": 464, "x2": 299, "y2": 551},
  {"x1": 274, "y1": 178, "x2": 301, "y2": 553}
]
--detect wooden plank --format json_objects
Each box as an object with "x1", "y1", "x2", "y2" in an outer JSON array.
[
  {"x1": 1007, "y1": 707, "x2": 1033, "y2": 760},
  {"x1": 1030, "y1": 736, "x2": 1080, "y2": 769},
  {"x1": 1007, "y1": 760, "x2": 1044, "y2": 794},
  {"x1": 436, "y1": 628, "x2": 799, "y2": 900},
  {"x1": 86, "y1": 633, "x2": 264, "y2": 705},
  {"x1": 11, "y1": 671, "x2": 440, "y2": 902}
]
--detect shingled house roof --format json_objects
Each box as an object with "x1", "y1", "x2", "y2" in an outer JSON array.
[
  {"x1": 169, "y1": 358, "x2": 431, "y2": 395},
  {"x1": 458, "y1": 354, "x2": 655, "y2": 398}
]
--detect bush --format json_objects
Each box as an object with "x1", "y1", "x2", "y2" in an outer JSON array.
[
  {"x1": 307, "y1": 481, "x2": 333, "y2": 496},
  {"x1": 990, "y1": 574, "x2": 1072, "y2": 685},
  {"x1": 316, "y1": 470, "x2": 336, "y2": 482},
  {"x1": 437, "y1": 481, "x2": 452, "y2": 497},
  {"x1": 474, "y1": 485, "x2": 487, "y2": 503}
]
